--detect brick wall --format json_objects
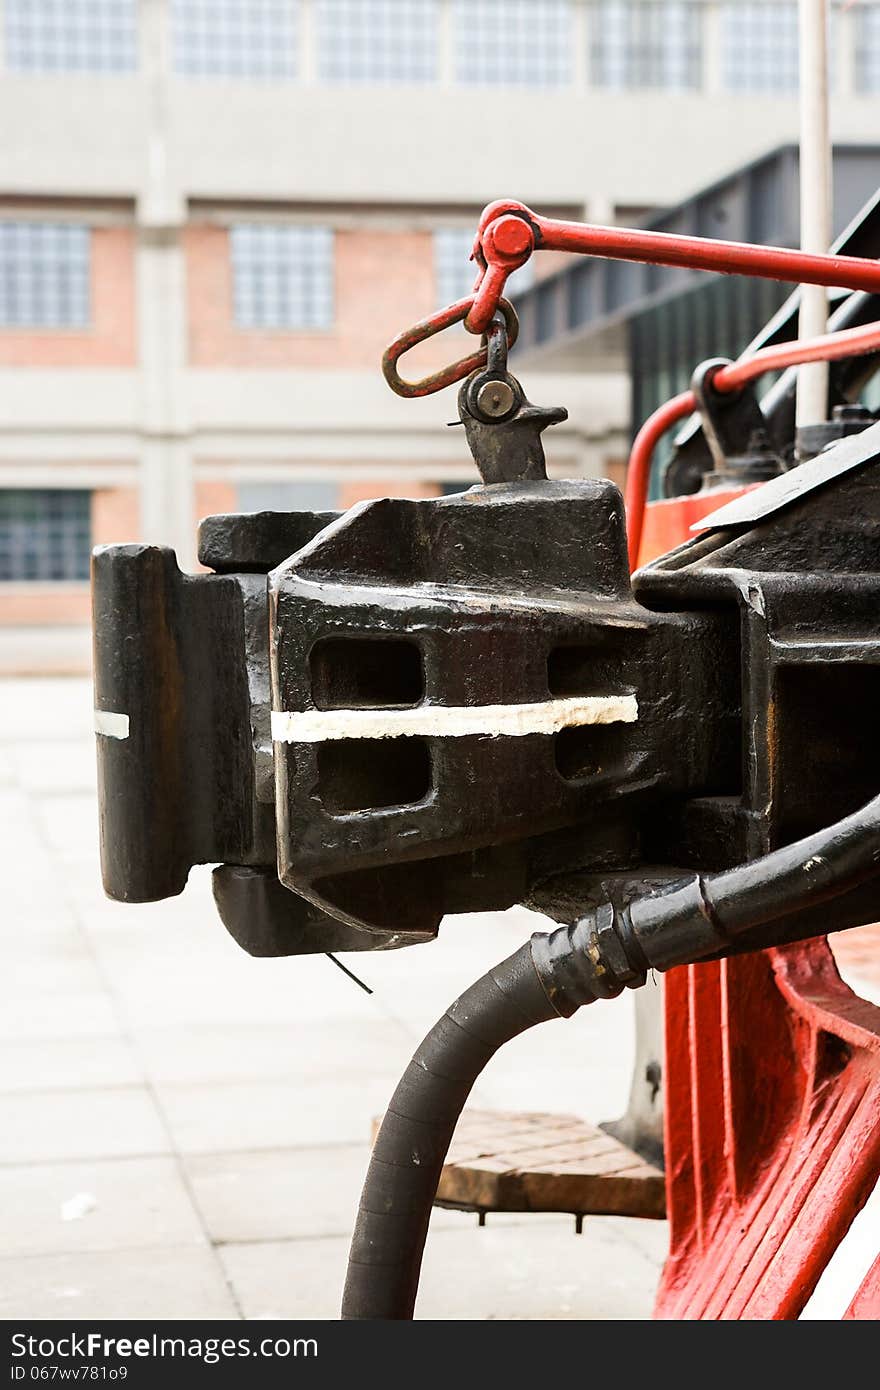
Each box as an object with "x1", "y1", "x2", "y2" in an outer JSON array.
[
  {"x1": 92, "y1": 485, "x2": 139, "y2": 546},
  {"x1": 195, "y1": 480, "x2": 238, "y2": 521},
  {"x1": 0, "y1": 226, "x2": 137, "y2": 368},
  {"x1": 185, "y1": 224, "x2": 449, "y2": 373}
]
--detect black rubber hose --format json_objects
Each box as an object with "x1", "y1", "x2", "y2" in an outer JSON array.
[
  {"x1": 626, "y1": 792, "x2": 880, "y2": 971},
  {"x1": 341, "y1": 943, "x2": 569, "y2": 1320},
  {"x1": 705, "y1": 791, "x2": 880, "y2": 934}
]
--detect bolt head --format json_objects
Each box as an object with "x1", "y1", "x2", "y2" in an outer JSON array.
[
  {"x1": 492, "y1": 216, "x2": 534, "y2": 259},
  {"x1": 476, "y1": 379, "x2": 516, "y2": 419}
]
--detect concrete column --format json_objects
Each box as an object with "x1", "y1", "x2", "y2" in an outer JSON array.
[{"x1": 137, "y1": 0, "x2": 194, "y2": 567}]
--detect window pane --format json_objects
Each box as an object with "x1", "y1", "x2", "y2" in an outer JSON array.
[
  {"x1": 721, "y1": 2, "x2": 799, "y2": 92},
  {"x1": 0, "y1": 223, "x2": 91, "y2": 329},
  {"x1": 316, "y1": 0, "x2": 439, "y2": 83},
  {"x1": 589, "y1": 2, "x2": 702, "y2": 90},
  {"x1": 171, "y1": 0, "x2": 298, "y2": 79},
  {"x1": 230, "y1": 224, "x2": 334, "y2": 329},
  {"x1": 4, "y1": 0, "x2": 138, "y2": 74},
  {"x1": 856, "y1": 4, "x2": 880, "y2": 92},
  {"x1": 0, "y1": 490, "x2": 92, "y2": 582},
  {"x1": 434, "y1": 226, "x2": 534, "y2": 306},
  {"x1": 453, "y1": 0, "x2": 573, "y2": 86}
]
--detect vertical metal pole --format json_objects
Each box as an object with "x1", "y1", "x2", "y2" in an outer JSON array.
[{"x1": 796, "y1": 0, "x2": 832, "y2": 429}]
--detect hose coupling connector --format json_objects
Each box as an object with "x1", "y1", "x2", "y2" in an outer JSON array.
[{"x1": 530, "y1": 902, "x2": 648, "y2": 1018}]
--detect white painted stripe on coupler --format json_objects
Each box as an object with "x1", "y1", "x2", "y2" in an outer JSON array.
[
  {"x1": 94, "y1": 710, "x2": 130, "y2": 740},
  {"x1": 270, "y1": 695, "x2": 638, "y2": 743}
]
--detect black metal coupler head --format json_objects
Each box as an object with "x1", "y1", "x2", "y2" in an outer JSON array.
[
  {"x1": 92, "y1": 416, "x2": 880, "y2": 959},
  {"x1": 92, "y1": 479, "x2": 730, "y2": 957}
]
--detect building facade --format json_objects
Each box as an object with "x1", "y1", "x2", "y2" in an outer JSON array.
[{"x1": 1, "y1": 0, "x2": 879, "y2": 670}]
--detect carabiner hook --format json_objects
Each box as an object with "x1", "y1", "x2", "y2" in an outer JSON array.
[{"x1": 382, "y1": 297, "x2": 519, "y2": 399}]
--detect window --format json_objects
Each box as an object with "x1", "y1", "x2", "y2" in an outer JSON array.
[
  {"x1": 434, "y1": 227, "x2": 534, "y2": 306},
  {"x1": 230, "y1": 224, "x2": 334, "y2": 329},
  {"x1": 4, "y1": 0, "x2": 138, "y2": 74},
  {"x1": 316, "y1": 0, "x2": 438, "y2": 83},
  {"x1": 589, "y1": 2, "x2": 702, "y2": 90},
  {"x1": 0, "y1": 223, "x2": 90, "y2": 329},
  {"x1": 0, "y1": 490, "x2": 92, "y2": 582},
  {"x1": 453, "y1": 0, "x2": 573, "y2": 86},
  {"x1": 856, "y1": 4, "x2": 880, "y2": 92},
  {"x1": 721, "y1": 2, "x2": 799, "y2": 92},
  {"x1": 171, "y1": 0, "x2": 298, "y2": 79}
]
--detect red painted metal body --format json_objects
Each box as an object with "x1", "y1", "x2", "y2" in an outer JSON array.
[{"x1": 639, "y1": 496, "x2": 880, "y2": 1320}]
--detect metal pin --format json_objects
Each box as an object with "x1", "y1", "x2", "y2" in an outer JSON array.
[{"x1": 476, "y1": 378, "x2": 516, "y2": 419}]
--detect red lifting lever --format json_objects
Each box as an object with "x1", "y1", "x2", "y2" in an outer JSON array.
[
  {"x1": 383, "y1": 198, "x2": 880, "y2": 397},
  {"x1": 465, "y1": 198, "x2": 880, "y2": 333}
]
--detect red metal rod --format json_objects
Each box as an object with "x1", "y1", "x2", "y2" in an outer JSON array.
[
  {"x1": 623, "y1": 318, "x2": 880, "y2": 570},
  {"x1": 624, "y1": 392, "x2": 697, "y2": 570},
  {"x1": 715, "y1": 319, "x2": 880, "y2": 389},
  {"x1": 466, "y1": 201, "x2": 880, "y2": 334}
]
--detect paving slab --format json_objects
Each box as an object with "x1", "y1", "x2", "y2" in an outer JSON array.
[
  {"x1": 0, "y1": 1036, "x2": 141, "y2": 1094},
  {"x1": 135, "y1": 1018, "x2": 417, "y2": 1087},
  {"x1": 183, "y1": 1146, "x2": 372, "y2": 1245},
  {"x1": 0, "y1": 1087, "x2": 170, "y2": 1165},
  {"x1": 0, "y1": 1156, "x2": 206, "y2": 1257},
  {"x1": 0, "y1": 1247, "x2": 238, "y2": 1321},
  {"x1": 0, "y1": 991, "x2": 123, "y2": 1043},
  {"x1": 156, "y1": 1076, "x2": 404, "y2": 1155}
]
